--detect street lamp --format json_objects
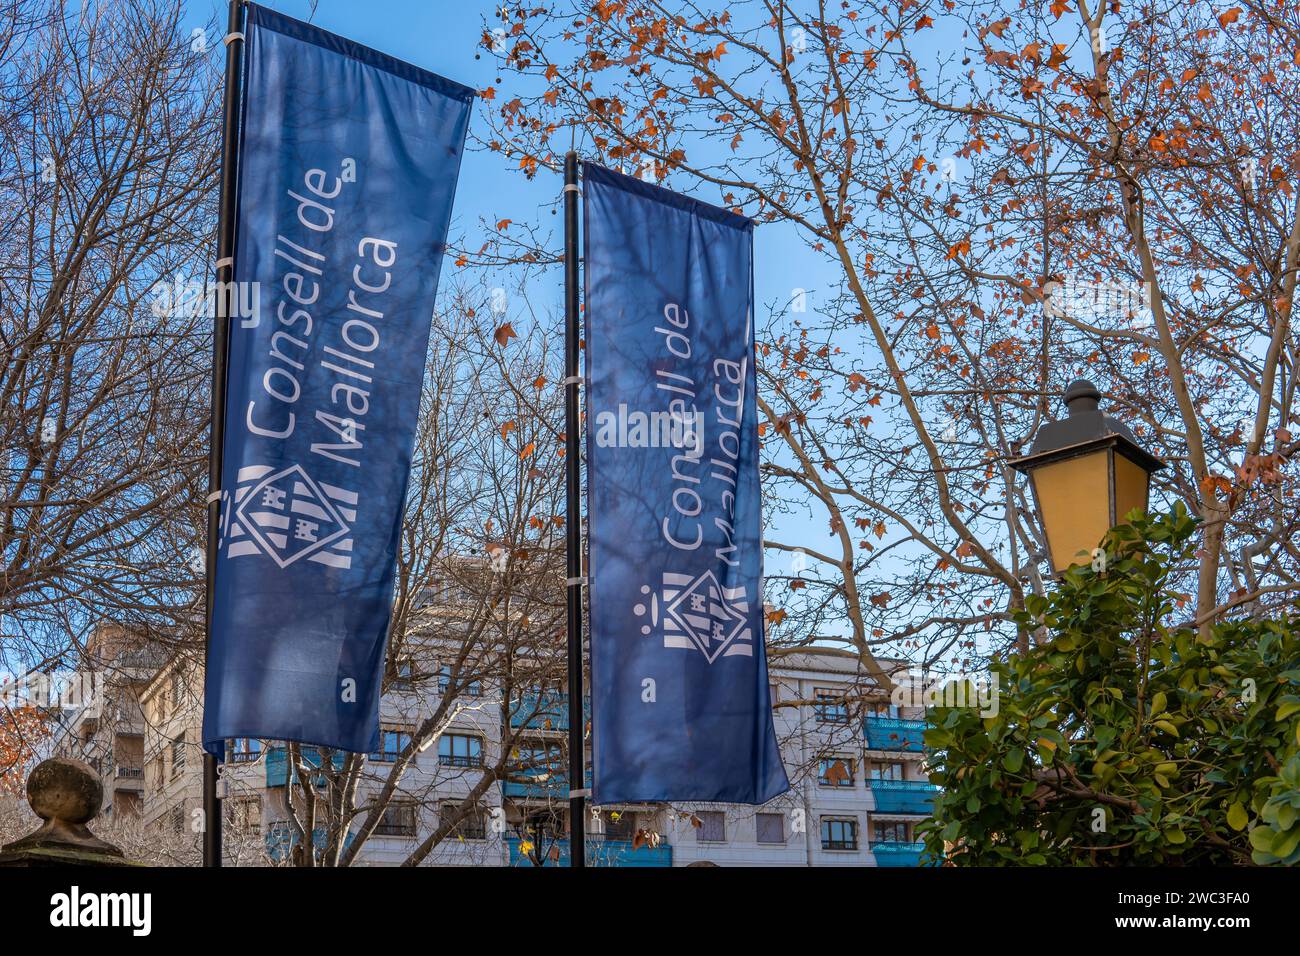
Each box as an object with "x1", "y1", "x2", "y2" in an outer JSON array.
[{"x1": 1010, "y1": 380, "x2": 1165, "y2": 575}]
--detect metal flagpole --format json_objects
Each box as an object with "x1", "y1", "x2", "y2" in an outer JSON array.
[
  {"x1": 203, "y1": 0, "x2": 247, "y2": 870},
  {"x1": 562, "y1": 151, "x2": 587, "y2": 868}
]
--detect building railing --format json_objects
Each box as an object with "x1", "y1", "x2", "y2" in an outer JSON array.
[
  {"x1": 504, "y1": 835, "x2": 672, "y2": 867},
  {"x1": 864, "y1": 716, "x2": 927, "y2": 752},
  {"x1": 115, "y1": 766, "x2": 143, "y2": 779},
  {"x1": 869, "y1": 779, "x2": 940, "y2": 814},
  {"x1": 437, "y1": 753, "x2": 484, "y2": 769},
  {"x1": 265, "y1": 822, "x2": 355, "y2": 862},
  {"x1": 871, "y1": 840, "x2": 934, "y2": 866},
  {"x1": 373, "y1": 822, "x2": 417, "y2": 837},
  {"x1": 264, "y1": 746, "x2": 347, "y2": 788}
]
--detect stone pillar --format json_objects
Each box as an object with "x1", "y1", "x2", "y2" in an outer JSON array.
[{"x1": 0, "y1": 757, "x2": 134, "y2": 867}]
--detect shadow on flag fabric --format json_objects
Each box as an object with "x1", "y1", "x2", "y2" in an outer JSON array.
[
  {"x1": 584, "y1": 163, "x2": 790, "y2": 804},
  {"x1": 202, "y1": 4, "x2": 472, "y2": 758}
]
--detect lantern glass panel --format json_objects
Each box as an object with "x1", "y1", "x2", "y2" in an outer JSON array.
[
  {"x1": 1030, "y1": 449, "x2": 1110, "y2": 573},
  {"x1": 1113, "y1": 451, "x2": 1150, "y2": 526}
]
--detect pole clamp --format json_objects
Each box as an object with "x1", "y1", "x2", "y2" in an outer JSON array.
[
  {"x1": 223, "y1": 31, "x2": 245, "y2": 47},
  {"x1": 568, "y1": 788, "x2": 591, "y2": 800},
  {"x1": 205, "y1": 490, "x2": 224, "y2": 505},
  {"x1": 563, "y1": 183, "x2": 581, "y2": 195},
  {"x1": 562, "y1": 375, "x2": 582, "y2": 386},
  {"x1": 566, "y1": 576, "x2": 587, "y2": 587},
  {"x1": 215, "y1": 256, "x2": 234, "y2": 271}
]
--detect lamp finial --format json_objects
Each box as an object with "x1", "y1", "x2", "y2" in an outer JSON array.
[{"x1": 1063, "y1": 379, "x2": 1101, "y2": 415}]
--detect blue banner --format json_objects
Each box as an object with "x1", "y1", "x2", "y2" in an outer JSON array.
[
  {"x1": 584, "y1": 163, "x2": 789, "y2": 804},
  {"x1": 202, "y1": 5, "x2": 472, "y2": 757}
]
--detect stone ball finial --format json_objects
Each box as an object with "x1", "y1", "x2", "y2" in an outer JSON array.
[
  {"x1": 0, "y1": 757, "x2": 124, "y2": 861},
  {"x1": 27, "y1": 757, "x2": 103, "y2": 826}
]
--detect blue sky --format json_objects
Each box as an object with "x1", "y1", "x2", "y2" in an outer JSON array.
[
  {"x1": 186, "y1": 1, "x2": 560, "y2": 261},
  {"x1": 185, "y1": 0, "x2": 823, "y2": 323}
]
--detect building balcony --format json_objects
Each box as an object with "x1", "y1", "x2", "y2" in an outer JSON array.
[
  {"x1": 871, "y1": 840, "x2": 933, "y2": 866},
  {"x1": 502, "y1": 774, "x2": 566, "y2": 800},
  {"x1": 114, "y1": 766, "x2": 144, "y2": 788},
  {"x1": 869, "y1": 779, "x2": 939, "y2": 814},
  {"x1": 864, "y1": 717, "x2": 927, "y2": 752},
  {"x1": 265, "y1": 746, "x2": 346, "y2": 788},
  {"x1": 505, "y1": 836, "x2": 672, "y2": 867}
]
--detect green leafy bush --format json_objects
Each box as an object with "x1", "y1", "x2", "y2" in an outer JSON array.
[{"x1": 919, "y1": 505, "x2": 1300, "y2": 865}]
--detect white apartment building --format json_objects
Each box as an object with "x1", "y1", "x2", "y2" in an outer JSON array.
[
  {"x1": 58, "y1": 626, "x2": 935, "y2": 867},
  {"x1": 53, "y1": 624, "x2": 167, "y2": 823}
]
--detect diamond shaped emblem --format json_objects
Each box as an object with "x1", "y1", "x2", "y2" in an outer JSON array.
[
  {"x1": 662, "y1": 570, "x2": 747, "y2": 663},
  {"x1": 232, "y1": 464, "x2": 350, "y2": 568}
]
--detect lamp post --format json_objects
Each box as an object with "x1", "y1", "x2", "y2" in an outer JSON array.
[{"x1": 1011, "y1": 380, "x2": 1165, "y2": 574}]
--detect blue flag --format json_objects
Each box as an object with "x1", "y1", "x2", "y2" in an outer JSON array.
[
  {"x1": 584, "y1": 164, "x2": 789, "y2": 804},
  {"x1": 202, "y1": 5, "x2": 472, "y2": 757}
]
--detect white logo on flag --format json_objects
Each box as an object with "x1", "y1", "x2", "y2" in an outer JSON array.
[
  {"x1": 633, "y1": 570, "x2": 753, "y2": 663},
  {"x1": 223, "y1": 464, "x2": 356, "y2": 569}
]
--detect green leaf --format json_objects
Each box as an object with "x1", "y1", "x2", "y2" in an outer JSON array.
[
  {"x1": 1275, "y1": 700, "x2": 1300, "y2": 721},
  {"x1": 1227, "y1": 802, "x2": 1248, "y2": 832},
  {"x1": 1003, "y1": 750, "x2": 1024, "y2": 773},
  {"x1": 1249, "y1": 827, "x2": 1276, "y2": 852}
]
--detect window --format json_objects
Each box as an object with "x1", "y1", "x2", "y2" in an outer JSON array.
[
  {"x1": 756, "y1": 813, "x2": 785, "y2": 845},
  {"x1": 873, "y1": 820, "x2": 910, "y2": 843},
  {"x1": 819, "y1": 755, "x2": 856, "y2": 788},
  {"x1": 370, "y1": 726, "x2": 412, "y2": 763},
  {"x1": 169, "y1": 672, "x2": 183, "y2": 709},
  {"x1": 695, "y1": 811, "x2": 726, "y2": 843},
  {"x1": 375, "y1": 801, "x2": 418, "y2": 837},
  {"x1": 813, "y1": 688, "x2": 848, "y2": 724},
  {"x1": 769, "y1": 683, "x2": 780, "y2": 705},
  {"x1": 169, "y1": 805, "x2": 185, "y2": 834},
  {"x1": 170, "y1": 736, "x2": 186, "y2": 778},
  {"x1": 821, "y1": 817, "x2": 858, "y2": 851},
  {"x1": 868, "y1": 701, "x2": 900, "y2": 718},
  {"x1": 438, "y1": 734, "x2": 483, "y2": 768},
  {"x1": 870, "y1": 761, "x2": 905, "y2": 781},
  {"x1": 390, "y1": 655, "x2": 418, "y2": 689},
  {"x1": 229, "y1": 796, "x2": 262, "y2": 835},
  {"x1": 228, "y1": 738, "x2": 262, "y2": 763},
  {"x1": 442, "y1": 802, "x2": 486, "y2": 840},
  {"x1": 437, "y1": 663, "x2": 482, "y2": 698}
]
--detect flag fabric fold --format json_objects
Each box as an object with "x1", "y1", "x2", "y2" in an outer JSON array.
[
  {"x1": 202, "y1": 4, "x2": 472, "y2": 757},
  {"x1": 584, "y1": 163, "x2": 790, "y2": 804}
]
